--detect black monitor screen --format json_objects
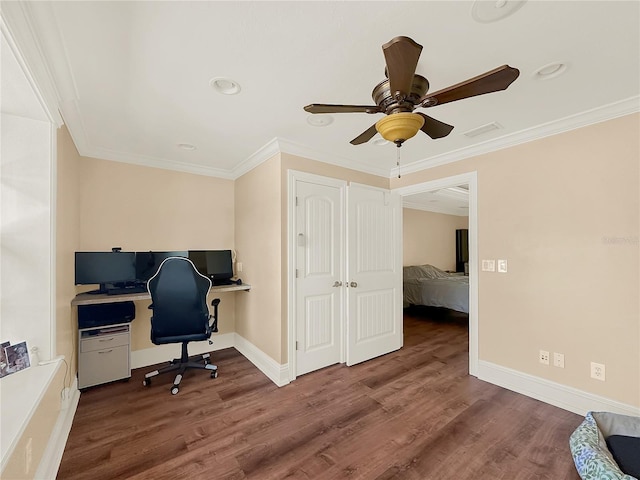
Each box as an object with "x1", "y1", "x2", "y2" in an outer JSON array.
[
  {"x1": 135, "y1": 251, "x2": 188, "y2": 282},
  {"x1": 206, "y1": 250, "x2": 233, "y2": 281},
  {"x1": 188, "y1": 250, "x2": 233, "y2": 283},
  {"x1": 75, "y1": 252, "x2": 136, "y2": 285},
  {"x1": 188, "y1": 251, "x2": 208, "y2": 277}
]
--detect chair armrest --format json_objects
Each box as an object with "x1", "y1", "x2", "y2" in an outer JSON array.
[{"x1": 209, "y1": 298, "x2": 220, "y2": 333}]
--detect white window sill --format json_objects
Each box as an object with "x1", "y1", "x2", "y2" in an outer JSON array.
[{"x1": 0, "y1": 360, "x2": 62, "y2": 470}]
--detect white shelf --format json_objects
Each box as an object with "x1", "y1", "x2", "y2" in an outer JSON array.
[{"x1": 0, "y1": 360, "x2": 62, "y2": 469}]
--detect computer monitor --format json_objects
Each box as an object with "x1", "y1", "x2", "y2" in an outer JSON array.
[
  {"x1": 206, "y1": 250, "x2": 234, "y2": 285},
  {"x1": 135, "y1": 251, "x2": 188, "y2": 282},
  {"x1": 75, "y1": 252, "x2": 136, "y2": 293},
  {"x1": 188, "y1": 250, "x2": 234, "y2": 285}
]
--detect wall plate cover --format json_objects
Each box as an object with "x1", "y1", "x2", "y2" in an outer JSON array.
[
  {"x1": 497, "y1": 259, "x2": 508, "y2": 273},
  {"x1": 481, "y1": 259, "x2": 495, "y2": 272}
]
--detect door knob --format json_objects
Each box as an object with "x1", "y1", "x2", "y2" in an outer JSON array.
[
  {"x1": 350, "y1": 281, "x2": 358, "y2": 288},
  {"x1": 333, "y1": 281, "x2": 343, "y2": 287}
]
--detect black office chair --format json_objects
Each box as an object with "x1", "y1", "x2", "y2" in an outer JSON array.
[{"x1": 142, "y1": 256, "x2": 219, "y2": 395}]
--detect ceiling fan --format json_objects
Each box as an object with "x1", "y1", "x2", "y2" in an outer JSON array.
[{"x1": 304, "y1": 36, "x2": 520, "y2": 147}]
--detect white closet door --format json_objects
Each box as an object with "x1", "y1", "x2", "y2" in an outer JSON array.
[
  {"x1": 295, "y1": 180, "x2": 344, "y2": 376},
  {"x1": 346, "y1": 183, "x2": 402, "y2": 366}
]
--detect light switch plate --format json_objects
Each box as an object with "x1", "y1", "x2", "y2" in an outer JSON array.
[
  {"x1": 481, "y1": 259, "x2": 495, "y2": 272},
  {"x1": 497, "y1": 259, "x2": 508, "y2": 273}
]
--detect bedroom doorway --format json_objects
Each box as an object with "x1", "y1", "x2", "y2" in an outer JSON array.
[{"x1": 394, "y1": 172, "x2": 479, "y2": 377}]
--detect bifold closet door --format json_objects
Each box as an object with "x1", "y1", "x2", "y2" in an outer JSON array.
[
  {"x1": 295, "y1": 180, "x2": 344, "y2": 376},
  {"x1": 346, "y1": 184, "x2": 403, "y2": 366}
]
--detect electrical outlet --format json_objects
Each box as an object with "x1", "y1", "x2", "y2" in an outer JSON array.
[
  {"x1": 591, "y1": 362, "x2": 606, "y2": 381},
  {"x1": 25, "y1": 437, "x2": 32, "y2": 474},
  {"x1": 539, "y1": 350, "x2": 550, "y2": 365},
  {"x1": 553, "y1": 352, "x2": 565, "y2": 368},
  {"x1": 236, "y1": 262, "x2": 243, "y2": 273},
  {"x1": 482, "y1": 259, "x2": 495, "y2": 272}
]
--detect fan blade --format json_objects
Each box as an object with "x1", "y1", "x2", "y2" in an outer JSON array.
[
  {"x1": 382, "y1": 36, "x2": 423, "y2": 99},
  {"x1": 419, "y1": 65, "x2": 520, "y2": 107},
  {"x1": 304, "y1": 104, "x2": 380, "y2": 114},
  {"x1": 350, "y1": 124, "x2": 378, "y2": 145},
  {"x1": 417, "y1": 113, "x2": 454, "y2": 139}
]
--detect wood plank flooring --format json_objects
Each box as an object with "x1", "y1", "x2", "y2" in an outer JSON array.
[{"x1": 58, "y1": 307, "x2": 582, "y2": 479}]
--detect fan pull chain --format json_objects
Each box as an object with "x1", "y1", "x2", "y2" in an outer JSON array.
[{"x1": 395, "y1": 141, "x2": 402, "y2": 178}]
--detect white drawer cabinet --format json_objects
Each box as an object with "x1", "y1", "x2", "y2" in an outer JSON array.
[{"x1": 78, "y1": 323, "x2": 131, "y2": 389}]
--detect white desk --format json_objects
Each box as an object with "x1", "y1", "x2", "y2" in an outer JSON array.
[{"x1": 72, "y1": 283, "x2": 251, "y2": 306}]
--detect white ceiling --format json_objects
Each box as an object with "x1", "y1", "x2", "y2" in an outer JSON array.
[
  {"x1": 404, "y1": 185, "x2": 470, "y2": 216},
  {"x1": 10, "y1": 1, "x2": 640, "y2": 179}
]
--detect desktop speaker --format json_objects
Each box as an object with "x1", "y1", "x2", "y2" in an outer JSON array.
[{"x1": 78, "y1": 301, "x2": 135, "y2": 329}]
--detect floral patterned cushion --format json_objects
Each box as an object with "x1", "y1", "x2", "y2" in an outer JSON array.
[{"x1": 570, "y1": 412, "x2": 637, "y2": 480}]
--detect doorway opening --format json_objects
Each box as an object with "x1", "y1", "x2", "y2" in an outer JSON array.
[{"x1": 394, "y1": 172, "x2": 479, "y2": 376}]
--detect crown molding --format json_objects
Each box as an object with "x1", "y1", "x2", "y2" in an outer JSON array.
[
  {"x1": 402, "y1": 201, "x2": 469, "y2": 217},
  {"x1": 86, "y1": 146, "x2": 235, "y2": 179},
  {"x1": 400, "y1": 96, "x2": 640, "y2": 176},
  {"x1": 1, "y1": 3, "x2": 64, "y2": 126}
]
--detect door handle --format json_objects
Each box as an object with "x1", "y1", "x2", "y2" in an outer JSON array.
[
  {"x1": 332, "y1": 281, "x2": 343, "y2": 287},
  {"x1": 350, "y1": 281, "x2": 358, "y2": 288}
]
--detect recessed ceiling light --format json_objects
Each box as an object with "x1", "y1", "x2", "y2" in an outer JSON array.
[
  {"x1": 306, "y1": 115, "x2": 334, "y2": 127},
  {"x1": 471, "y1": 0, "x2": 527, "y2": 23},
  {"x1": 533, "y1": 62, "x2": 568, "y2": 80},
  {"x1": 177, "y1": 143, "x2": 196, "y2": 151},
  {"x1": 373, "y1": 138, "x2": 390, "y2": 146},
  {"x1": 210, "y1": 77, "x2": 241, "y2": 95}
]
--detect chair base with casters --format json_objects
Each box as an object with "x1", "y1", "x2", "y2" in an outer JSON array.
[{"x1": 142, "y1": 341, "x2": 218, "y2": 395}]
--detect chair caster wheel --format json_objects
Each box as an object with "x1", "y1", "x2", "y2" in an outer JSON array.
[
  {"x1": 143, "y1": 378, "x2": 151, "y2": 387},
  {"x1": 211, "y1": 370, "x2": 218, "y2": 379},
  {"x1": 171, "y1": 386, "x2": 179, "y2": 395}
]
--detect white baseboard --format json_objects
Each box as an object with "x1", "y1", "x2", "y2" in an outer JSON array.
[
  {"x1": 34, "y1": 377, "x2": 80, "y2": 480},
  {"x1": 478, "y1": 360, "x2": 640, "y2": 417},
  {"x1": 130, "y1": 332, "x2": 235, "y2": 369},
  {"x1": 234, "y1": 334, "x2": 290, "y2": 387}
]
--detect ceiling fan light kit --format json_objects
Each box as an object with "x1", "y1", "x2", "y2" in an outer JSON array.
[
  {"x1": 375, "y1": 112, "x2": 424, "y2": 146},
  {"x1": 304, "y1": 35, "x2": 519, "y2": 149}
]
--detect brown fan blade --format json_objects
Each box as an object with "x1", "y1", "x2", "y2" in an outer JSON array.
[
  {"x1": 350, "y1": 124, "x2": 378, "y2": 145},
  {"x1": 304, "y1": 104, "x2": 381, "y2": 114},
  {"x1": 419, "y1": 65, "x2": 520, "y2": 107},
  {"x1": 382, "y1": 36, "x2": 423, "y2": 99},
  {"x1": 417, "y1": 113, "x2": 454, "y2": 139}
]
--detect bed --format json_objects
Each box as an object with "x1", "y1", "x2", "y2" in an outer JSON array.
[{"x1": 403, "y1": 264, "x2": 469, "y2": 314}]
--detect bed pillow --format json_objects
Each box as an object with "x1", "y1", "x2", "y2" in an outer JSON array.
[{"x1": 606, "y1": 435, "x2": 640, "y2": 478}]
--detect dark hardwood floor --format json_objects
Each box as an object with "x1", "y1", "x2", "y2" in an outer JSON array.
[{"x1": 58, "y1": 308, "x2": 582, "y2": 479}]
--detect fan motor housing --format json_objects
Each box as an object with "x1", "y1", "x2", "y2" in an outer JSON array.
[{"x1": 372, "y1": 75, "x2": 429, "y2": 114}]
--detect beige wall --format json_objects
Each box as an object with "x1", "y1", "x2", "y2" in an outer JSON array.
[
  {"x1": 56, "y1": 125, "x2": 81, "y2": 380},
  {"x1": 76, "y1": 157, "x2": 236, "y2": 350},
  {"x1": 234, "y1": 154, "x2": 283, "y2": 362},
  {"x1": 403, "y1": 208, "x2": 468, "y2": 270},
  {"x1": 391, "y1": 113, "x2": 640, "y2": 407}
]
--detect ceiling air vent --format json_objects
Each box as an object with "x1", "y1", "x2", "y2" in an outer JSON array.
[{"x1": 463, "y1": 122, "x2": 502, "y2": 138}]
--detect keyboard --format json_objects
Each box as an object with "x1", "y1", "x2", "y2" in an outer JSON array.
[{"x1": 107, "y1": 285, "x2": 147, "y2": 296}]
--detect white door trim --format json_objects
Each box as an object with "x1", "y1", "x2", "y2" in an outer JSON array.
[
  {"x1": 287, "y1": 170, "x2": 347, "y2": 382},
  {"x1": 393, "y1": 172, "x2": 479, "y2": 377}
]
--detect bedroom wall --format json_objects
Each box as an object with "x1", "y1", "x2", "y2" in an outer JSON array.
[
  {"x1": 56, "y1": 125, "x2": 81, "y2": 382},
  {"x1": 403, "y1": 208, "x2": 469, "y2": 271},
  {"x1": 391, "y1": 113, "x2": 640, "y2": 408},
  {"x1": 76, "y1": 157, "x2": 236, "y2": 353},
  {"x1": 234, "y1": 154, "x2": 283, "y2": 363}
]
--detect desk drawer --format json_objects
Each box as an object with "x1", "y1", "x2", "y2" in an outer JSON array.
[
  {"x1": 81, "y1": 332, "x2": 129, "y2": 353},
  {"x1": 78, "y1": 345, "x2": 129, "y2": 388}
]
